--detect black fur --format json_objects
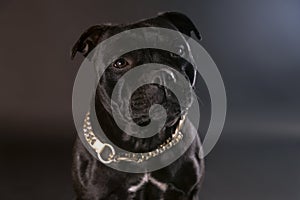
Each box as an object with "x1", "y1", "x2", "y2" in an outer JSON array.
[{"x1": 72, "y1": 12, "x2": 204, "y2": 200}]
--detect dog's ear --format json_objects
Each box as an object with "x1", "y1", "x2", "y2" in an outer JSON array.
[
  {"x1": 71, "y1": 25, "x2": 109, "y2": 59},
  {"x1": 158, "y1": 12, "x2": 201, "y2": 40}
]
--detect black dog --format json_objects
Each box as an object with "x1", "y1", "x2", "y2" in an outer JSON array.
[{"x1": 71, "y1": 12, "x2": 204, "y2": 200}]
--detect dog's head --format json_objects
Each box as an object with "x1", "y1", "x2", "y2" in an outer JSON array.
[{"x1": 72, "y1": 12, "x2": 200, "y2": 143}]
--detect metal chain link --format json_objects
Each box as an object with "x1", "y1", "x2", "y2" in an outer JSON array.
[{"x1": 83, "y1": 112, "x2": 185, "y2": 164}]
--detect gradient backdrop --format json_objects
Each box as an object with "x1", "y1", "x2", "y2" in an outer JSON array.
[{"x1": 0, "y1": 0, "x2": 299, "y2": 199}]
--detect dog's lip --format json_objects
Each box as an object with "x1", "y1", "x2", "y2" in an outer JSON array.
[
  {"x1": 131, "y1": 109, "x2": 182, "y2": 125},
  {"x1": 130, "y1": 99, "x2": 150, "y2": 110}
]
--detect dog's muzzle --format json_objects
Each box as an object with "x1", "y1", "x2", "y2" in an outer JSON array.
[{"x1": 129, "y1": 69, "x2": 181, "y2": 126}]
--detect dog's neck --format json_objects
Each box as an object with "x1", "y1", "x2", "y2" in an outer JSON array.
[{"x1": 95, "y1": 95, "x2": 179, "y2": 153}]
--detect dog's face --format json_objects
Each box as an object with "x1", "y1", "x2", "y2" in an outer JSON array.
[{"x1": 72, "y1": 12, "x2": 201, "y2": 138}]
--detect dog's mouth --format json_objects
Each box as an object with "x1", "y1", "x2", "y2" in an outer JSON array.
[{"x1": 129, "y1": 84, "x2": 184, "y2": 127}]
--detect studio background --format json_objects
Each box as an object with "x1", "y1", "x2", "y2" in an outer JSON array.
[{"x1": 0, "y1": 0, "x2": 299, "y2": 199}]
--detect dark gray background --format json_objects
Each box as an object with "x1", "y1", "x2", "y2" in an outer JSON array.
[{"x1": 0, "y1": 0, "x2": 299, "y2": 199}]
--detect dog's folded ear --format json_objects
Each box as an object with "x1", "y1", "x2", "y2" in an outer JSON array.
[
  {"x1": 158, "y1": 12, "x2": 201, "y2": 40},
  {"x1": 71, "y1": 25, "x2": 110, "y2": 60}
]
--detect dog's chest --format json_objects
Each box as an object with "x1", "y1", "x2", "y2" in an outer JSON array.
[
  {"x1": 128, "y1": 173, "x2": 168, "y2": 193},
  {"x1": 126, "y1": 173, "x2": 174, "y2": 199}
]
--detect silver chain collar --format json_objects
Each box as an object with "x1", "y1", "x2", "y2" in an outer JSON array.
[{"x1": 83, "y1": 112, "x2": 185, "y2": 164}]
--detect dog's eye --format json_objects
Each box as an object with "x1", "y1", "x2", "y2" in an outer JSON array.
[
  {"x1": 112, "y1": 58, "x2": 128, "y2": 68},
  {"x1": 82, "y1": 43, "x2": 89, "y2": 54},
  {"x1": 170, "y1": 45, "x2": 185, "y2": 57}
]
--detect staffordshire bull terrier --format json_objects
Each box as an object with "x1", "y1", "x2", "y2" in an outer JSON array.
[{"x1": 71, "y1": 12, "x2": 204, "y2": 200}]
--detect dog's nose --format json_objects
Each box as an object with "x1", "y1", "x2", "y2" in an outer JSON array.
[{"x1": 152, "y1": 70, "x2": 176, "y2": 85}]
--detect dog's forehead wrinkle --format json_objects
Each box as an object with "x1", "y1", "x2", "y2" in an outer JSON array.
[{"x1": 100, "y1": 25, "x2": 187, "y2": 49}]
